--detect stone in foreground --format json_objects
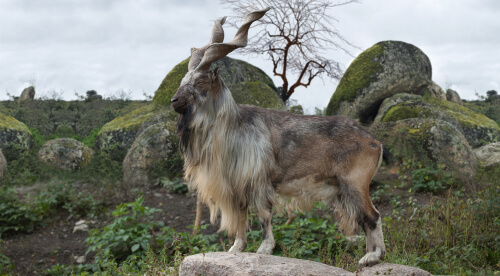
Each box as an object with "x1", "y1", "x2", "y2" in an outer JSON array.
[
  {"x1": 180, "y1": 252, "x2": 354, "y2": 276},
  {"x1": 357, "y1": 262, "x2": 432, "y2": 276}
]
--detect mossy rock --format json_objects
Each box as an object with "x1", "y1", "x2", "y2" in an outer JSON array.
[
  {"x1": 152, "y1": 56, "x2": 284, "y2": 110},
  {"x1": 0, "y1": 112, "x2": 33, "y2": 161},
  {"x1": 376, "y1": 93, "x2": 500, "y2": 148},
  {"x1": 123, "y1": 122, "x2": 181, "y2": 187},
  {"x1": 96, "y1": 104, "x2": 177, "y2": 160},
  {"x1": 325, "y1": 41, "x2": 433, "y2": 123},
  {"x1": 230, "y1": 82, "x2": 284, "y2": 110},
  {"x1": 370, "y1": 118, "x2": 477, "y2": 182},
  {"x1": 38, "y1": 138, "x2": 94, "y2": 170}
]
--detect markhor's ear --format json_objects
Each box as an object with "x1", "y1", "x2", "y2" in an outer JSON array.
[{"x1": 211, "y1": 67, "x2": 220, "y2": 82}]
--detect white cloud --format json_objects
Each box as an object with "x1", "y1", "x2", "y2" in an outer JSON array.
[{"x1": 0, "y1": 0, "x2": 499, "y2": 112}]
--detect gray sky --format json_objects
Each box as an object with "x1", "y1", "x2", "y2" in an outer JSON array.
[{"x1": 1, "y1": 0, "x2": 499, "y2": 113}]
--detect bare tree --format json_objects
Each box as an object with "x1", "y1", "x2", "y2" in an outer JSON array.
[{"x1": 221, "y1": 0, "x2": 359, "y2": 102}]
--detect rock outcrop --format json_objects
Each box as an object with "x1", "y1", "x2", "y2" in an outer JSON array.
[
  {"x1": 325, "y1": 41, "x2": 433, "y2": 123},
  {"x1": 371, "y1": 118, "x2": 477, "y2": 182},
  {"x1": 122, "y1": 122, "x2": 180, "y2": 187},
  {"x1": 473, "y1": 142, "x2": 500, "y2": 167},
  {"x1": 374, "y1": 93, "x2": 500, "y2": 148},
  {"x1": 0, "y1": 112, "x2": 33, "y2": 160},
  {"x1": 96, "y1": 104, "x2": 175, "y2": 160},
  {"x1": 179, "y1": 252, "x2": 433, "y2": 276},
  {"x1": 38, "y1": 138, "x2": 94, "y2": 170},
  {"x1": 446, "y1": 88, "x2": 462, "y2": 104},
  {"x1": 18, "y1": 86, "x2": 35, "y2": 103},
  {"x1": 152, "y1": 57, "x2": 284, "y2": 110},
  {"x1": 180, "y1": 252, "x2": 353, "y2": 276}
]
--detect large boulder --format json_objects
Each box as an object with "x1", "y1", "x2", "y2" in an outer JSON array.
[
  {"x1": 0, "y1": 112, "x2": 33, "y2": 161},
  {"x1": 96, "y1": 104, "x2": 175, "y2": 160},
  {"x1": 446, "y1": 88, "x2": 462, "y2": 104},
  {"x1": 18, "y1": 86, "x2": 35, "y2": 103},
  {"x1": 180, "y1": 253, "x2": 432, "y2": 276},
  {"x1": 123, "y1": 122, "x2": 181, "y2": 187},
  {"x1": 152, "y1": 57, "x2": 284, "y2": 110},
  {"x1": 325, "y1": 41, "x2": 434, "y2": 123},
  {"x1": 180, "y1": 252, "x2": 354, "y2": 276},
  {"x1": 371, "y1": 118, "x2": 477, "y2": 182},
  {"x1": 375, "y1": 93, "x2": 500, "y2": 148},
  {"x1": 98, "y1": 57, "x2": 285, "y2": 161},
  {"x1": 0, "y1": 150, "x2": 6, "y2": 185},
  {"x1": 473, "y1": 142, "x2": 500, "y2": 167},
  {"x1": 38, "y1": 138, "x2": 94, "y2": 170}
]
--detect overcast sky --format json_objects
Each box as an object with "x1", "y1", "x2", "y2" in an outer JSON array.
[{"x1": 1, "y1": 0, "x2": 499, "y2": 113}]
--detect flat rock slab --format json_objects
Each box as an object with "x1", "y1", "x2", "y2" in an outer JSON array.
[
  {"x1": 180, "y1": 252, "x2": 354, "y2": 276},
  {"x1": 357, "y1": 262, "x2": 432, "y2": 276}
]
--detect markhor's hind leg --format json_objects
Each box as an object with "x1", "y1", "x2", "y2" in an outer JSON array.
[
  {"x1": 228, "y1": 208, "x2": 248, "y2": 253},
  {"x1": 358, "y1": 205, "x2": 386, "y2": 268},
  {"x1": 256, "y1": 203, "x2": 275, "y2": 254}
]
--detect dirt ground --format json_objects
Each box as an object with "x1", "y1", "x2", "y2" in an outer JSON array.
[
  {"x1": 1, "y1": 167, "x2": 429, "y2": 275},
  {"x1": 1, "y1": 185, "x2": 218, "y2": 275}
]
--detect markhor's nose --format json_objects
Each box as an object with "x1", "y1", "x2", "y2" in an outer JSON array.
[{"x1": 171, "y1": 97, "x2": 179, "y2": 103}]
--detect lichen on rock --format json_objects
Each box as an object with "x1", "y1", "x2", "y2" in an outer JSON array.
[
  {"x1": 325, "y1": 41, "x2": 433, "y2": 123},
  {"x1": 371, "y1": 118, "x2": 477, "y2": 182},
  {"x1": 38, "y1": 138, "x2": 94, "y2": 170},
  {"x1": 0, "y1": 112, "x2": 33, "y2": 160},
  {"x1": 122, "y1": 122, "x2": 181, "y2": 187},
  {"x1": 376, "y1": 94, "x2": 500, "y2": 148},
  {"x1": 96, "y1": 104, "x2": 177, "y2": 160},
  {"x1": 152, "y1": 56, "x2": 283, "y2": 110}
]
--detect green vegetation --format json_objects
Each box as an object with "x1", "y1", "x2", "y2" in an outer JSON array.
[
  {"x1": 325, "y1": 43, "x2": 383, "y2": 116},
  {"x1": 382, "y1": 187, "x2": 500, "y2": 274},
  {"x1": 0, "y1": 96, "x2": 149, "y2": 139},
  {"x1": 465, "y1": 98, "x2": 500, "y2": 127},
  {"x1": 41, "y1": 181, "x2": 500, "y2": 275},
  {"x1": 85, "y1": 197, "x2": 164, "y2": 263},
  {"x1": 0, "y1": 182, "x2": 104, "y2": 238}
]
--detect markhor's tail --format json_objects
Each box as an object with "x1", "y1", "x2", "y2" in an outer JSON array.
[{"x1": 382, "y1": 146, "x2": 392, "y2": 165}]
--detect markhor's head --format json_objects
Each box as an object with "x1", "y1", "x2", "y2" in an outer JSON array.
[{"x1": 171, "y1": 8, "x2": 269, "y2": 114}]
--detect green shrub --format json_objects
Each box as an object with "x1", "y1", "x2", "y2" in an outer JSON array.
[
  {"x1": 82, "y1": 128, "x2": 100, "y2": 148},
  {"x1": 0, "y1": 188, "x2": 41, "y2": 237},
  {"x1": 35, "y1": 182, "x2": 104, "y2": 220},
  {"x1": 383, "y1": 187, "x2": 500, "y2": 274},
  {"x1": 85, "y1": 197, "x2": 164, "y2": 262},
  {"x1": 155, "y1": 178, "x2": 188, "y2": 194},
  {"x1": 400, "y1": 160, "x2": 454, "y2": 193}
]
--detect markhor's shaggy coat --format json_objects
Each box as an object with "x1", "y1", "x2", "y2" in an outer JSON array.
[{"x1": 171, "y1": 8, "x2": 386, "y2": 268}]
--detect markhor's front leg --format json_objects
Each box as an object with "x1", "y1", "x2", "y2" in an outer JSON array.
[{"x1": 228, "y1": 208, "x2": 248, "y2": 253}]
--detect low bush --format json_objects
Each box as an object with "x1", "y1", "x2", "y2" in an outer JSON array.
[{"x1": 0, "y1": 187, "x2": 41, "y2": 238}]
